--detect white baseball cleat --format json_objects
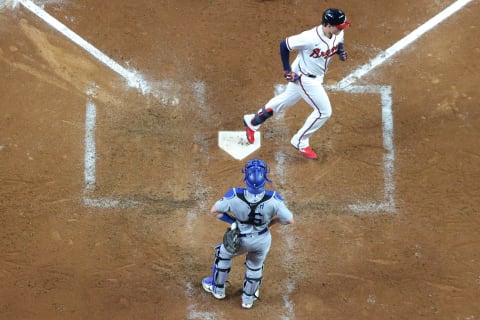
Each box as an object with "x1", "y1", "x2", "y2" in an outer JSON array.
[
  {"x1": 242, "y1": 302, "x2": 254, "y2": 309},
  {"x1": 202, "y1": 277, "x2": 226, "y2": 299},
  {"x1": 241, "y1": 289, "x2": 260, "y2": 309}
]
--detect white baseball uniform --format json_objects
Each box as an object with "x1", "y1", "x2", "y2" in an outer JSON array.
[{"x1": 260, "y1": 26, "x2": 345, "y2": 149}]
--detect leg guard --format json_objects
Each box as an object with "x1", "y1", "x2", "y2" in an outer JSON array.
[
  {"x1": 242, "y1": 263, "x2": 263, "y2": 304},
  {"x1": 251, "y1": 107, "x2": 273, "y2": 126},
  {"x1": 211, "y1": 244, "x2": 231, "y2": 293}
]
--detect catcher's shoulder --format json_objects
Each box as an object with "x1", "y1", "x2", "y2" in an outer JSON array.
[
  {"x1": 266, "y1": 190, "x2": 284, "y2": 201},
  {"x1": 223, "y1": 187, "x2": 245, "y2": 199}
]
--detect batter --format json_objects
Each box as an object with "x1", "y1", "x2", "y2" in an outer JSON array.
[{"x1": 243, "y1": 8, "x2": 350, "y2": 159}]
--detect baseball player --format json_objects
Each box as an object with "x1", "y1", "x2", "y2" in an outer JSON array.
[
  {"x1": 243, "y1": 8, "x2": 350, "y2": 160},
  {"x1": 202, "y1": 158, "x2": 294, "y2": 309}
]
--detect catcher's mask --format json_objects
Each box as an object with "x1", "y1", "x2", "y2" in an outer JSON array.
[
  {"x1": 243, "y1": 158, "x2": 272, "y2": 195},
  {"x1": 322, "y1": 8, "x2": 350, "y2": 29}
]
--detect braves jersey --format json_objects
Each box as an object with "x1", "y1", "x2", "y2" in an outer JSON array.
[
  {"x1": 215, "y1": 188, "x2": 293, "y2": 234},
  {"x1": 286, "y1": 26, "x2": 345, "y2": 77}
]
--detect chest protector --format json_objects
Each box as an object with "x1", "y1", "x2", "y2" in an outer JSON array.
[{"x1": 236, "y1": 189, "x2": 273, "y2": 226}]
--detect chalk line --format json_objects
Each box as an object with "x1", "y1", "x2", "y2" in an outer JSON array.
[
  {"x1": 327, "y1": 85, "x2": 396, "y2": 213},
  {"x1": 272, "y1": 101, "x2": 296, "y2": 318},
  {"x1": 83, "y1": 94, "x2": 140, "y2": 208},
  {"x1": 17, "y1": 0, "x2": 151, "y2": 94},
  {"x1": 338, "y1": 0, "x2": 475, "y2": 88},
  {"x1": 84, "y1": 99, "x2": 96, "y2": 193},
  {"x1": 332, "y1": 0, "x2": 473, "y2": 210}
]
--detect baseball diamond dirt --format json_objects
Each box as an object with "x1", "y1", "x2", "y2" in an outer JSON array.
[{"x1": 1, "y1": 0, "x2": 479, "y2": 319}]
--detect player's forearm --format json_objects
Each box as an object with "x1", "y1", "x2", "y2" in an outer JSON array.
[
  {"x1": 280, "y1": 39, "x2": 291, "y2": 71},
  {"x1": 217, "y1": 212, "x2": 235, "y2": 224},
  {"x1": 211, "y1": 203, "x2": 235, "y2": 224}
]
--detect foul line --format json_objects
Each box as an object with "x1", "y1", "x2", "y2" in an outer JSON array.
[
  {"x1": 338, "y1": 0, "x2": 474, "y2": 88},
  {"x1": 16, "y1": 0, "x2": 151, "y2": 94}
]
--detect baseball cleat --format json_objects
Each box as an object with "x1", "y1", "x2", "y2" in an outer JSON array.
[
  {"x1": 241, "y1": 289, "x2": 259, "y2": 309},
  {"x1": 243, "y1": 115, "x2": 256, "y2": 144},
  {"x1": 291, "y1": 144, "x2": 318, "y2": 159},
  {"x1": 202, "y1": 277, "x2": 226, "y2": 299},
  {"x1": 242, "y1": 302, "x2": 253, "y2": 309}
]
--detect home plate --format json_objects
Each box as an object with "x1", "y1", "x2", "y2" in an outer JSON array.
[{"x1": 218, "y1": 131, "x2": 261, "y2": 160}]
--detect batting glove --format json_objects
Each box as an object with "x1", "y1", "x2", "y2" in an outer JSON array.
[
  {"x1": 283, "y1": 71, "x2": 299, "y2": 82},
  {"x1": 337, "y1": 43, "x2": 348, "y2": 61}
]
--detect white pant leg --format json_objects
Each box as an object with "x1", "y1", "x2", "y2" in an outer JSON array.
[
  {"x1": 261, "y1": 81, "x2": 302, "y2": 114},
  {"x1": 290, "y1": 77, "x2": 332, "y2": 149}
]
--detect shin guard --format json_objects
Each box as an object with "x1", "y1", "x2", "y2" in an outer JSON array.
[
  {"x1": 242, "y1": 263, "x2": 263, "y2": 299},
  {"x1": 211, "y1": 244, "x2": 231, "y2": 291}
]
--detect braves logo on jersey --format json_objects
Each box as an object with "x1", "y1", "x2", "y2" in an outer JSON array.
[{"x1": 309, "y1": 44, "x2": 341, "y2": 58}]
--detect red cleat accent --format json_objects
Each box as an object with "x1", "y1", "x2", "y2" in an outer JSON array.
[
  {"x1": 244, "y1": 120, "x2": 255, "y2": 144},
  {"x1": 299, "y1": 146, "x2": 317, "y2": 159},
  {"x1": 292, "y1": 145, "x2": 317, "y2": 159}
]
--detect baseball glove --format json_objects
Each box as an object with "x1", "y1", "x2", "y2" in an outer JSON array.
[{"x1": 223, "y1": 222, "x2": 241, "y2": 254}]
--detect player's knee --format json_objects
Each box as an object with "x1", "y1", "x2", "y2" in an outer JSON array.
[{"x1": 319, "y1": 109, "x2": 332, "y2": 119}]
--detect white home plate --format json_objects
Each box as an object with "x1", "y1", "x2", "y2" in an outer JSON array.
[{"x1": 218, "y1": 131, "x2": 261, "y2": 160}]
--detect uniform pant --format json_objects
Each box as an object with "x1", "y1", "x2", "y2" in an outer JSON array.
[
  {"x1": 263, "y1": 75, "x2": 332, "y2": 149},
  {"x1": 217, "y1": 232, "x2": 272, "y2": 305}
]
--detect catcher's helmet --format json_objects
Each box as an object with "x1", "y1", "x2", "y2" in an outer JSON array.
[
  {"x1": 322, "y1": 8, "x2": 350, "y2": 29},
  {"x1": 243, "y1": 158, "x2": 272, "y2": 195}
]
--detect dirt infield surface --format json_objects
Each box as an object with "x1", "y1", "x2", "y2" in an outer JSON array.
[{"x1": 1, "y1": 0, "x2": 479, "y2": 319}]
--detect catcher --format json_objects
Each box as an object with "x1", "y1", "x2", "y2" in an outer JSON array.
[{"x1": 202, "y1": 158, "x2": 294, "y2": 309}]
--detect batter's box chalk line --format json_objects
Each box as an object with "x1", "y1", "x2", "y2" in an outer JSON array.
[
  {"x1": 217, "y1": 84, "x2": 396, "y2": 214},
  {"x1": 328, "y1": 84, "x2": 396, "y2": 213},
  {"x1": 83, "y1": 80, "x2": 205, "y2": 209},
  {"x1": 82, "y1": 99, "x2": 142, "y2": 209}
]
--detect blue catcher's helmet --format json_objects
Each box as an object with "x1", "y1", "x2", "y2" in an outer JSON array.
[{"x1": 243, "y1": 158, "x2": 272, "y2": 194}]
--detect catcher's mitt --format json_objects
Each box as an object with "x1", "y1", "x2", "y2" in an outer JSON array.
[{"x1": 223, "y1": 222, "x2": 241, "y2": 254}]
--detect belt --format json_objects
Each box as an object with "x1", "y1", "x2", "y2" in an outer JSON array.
[
  {"x1": 300, "y1": 73, "x2": 316, "y2": 78},
  {"x1": 239, "y1": 227, "x2": 269, "y2": 238}
]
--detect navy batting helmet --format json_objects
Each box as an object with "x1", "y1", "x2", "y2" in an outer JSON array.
[
  {"x1": 322, "y1": 8, "x2": 350, "y2": 29},
  {"x1": 243, "y1": 158, "x2": 272, "y2": 195}
]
